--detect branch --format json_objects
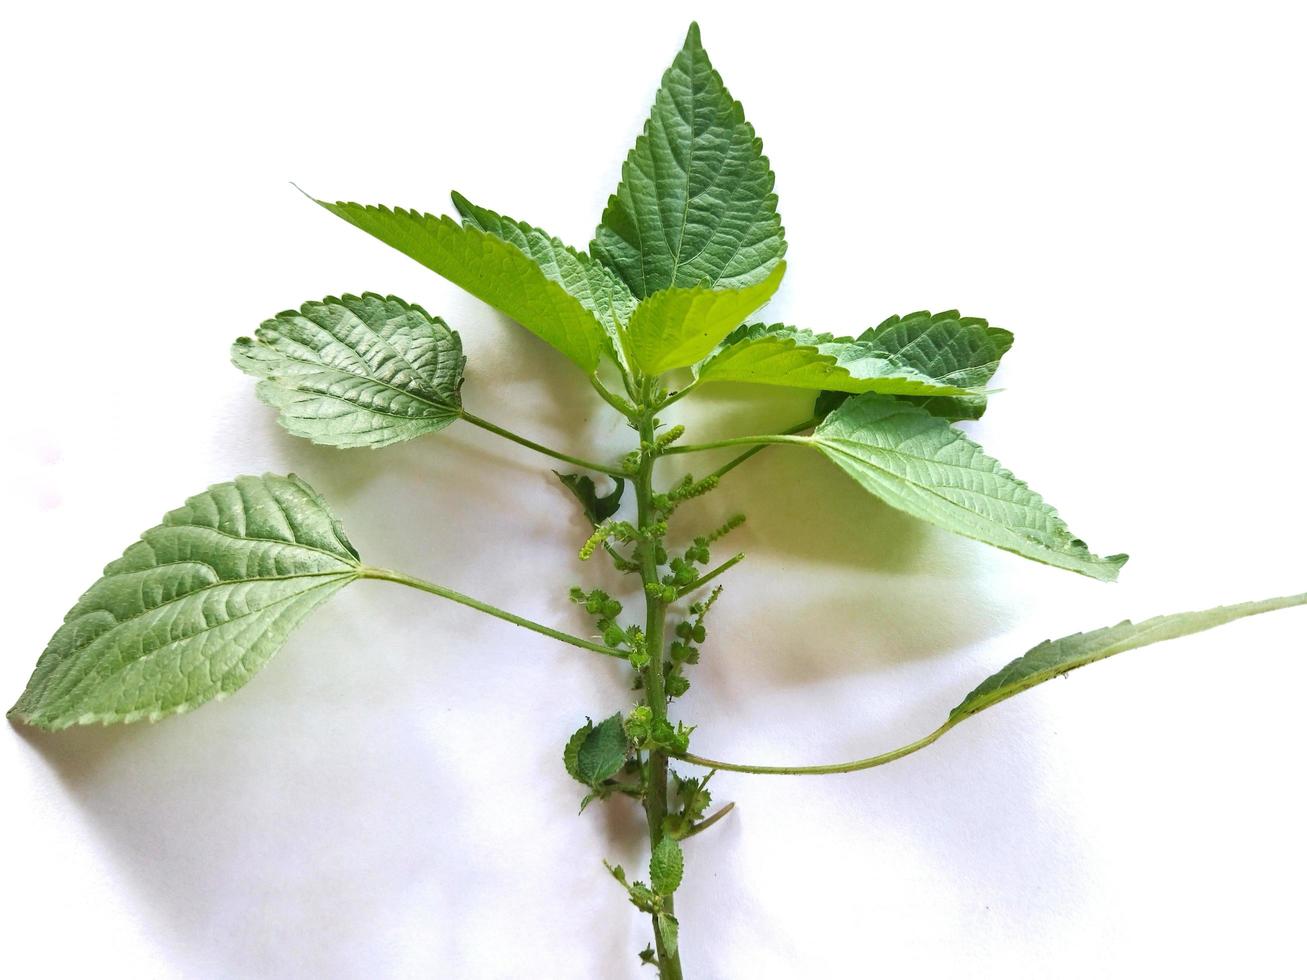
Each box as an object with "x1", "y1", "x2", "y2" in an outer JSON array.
[
  {"x1": 461, "y1": 411, "x2": 625, "y2": 477},
  {"x1": 362, "y1": 567, "x2": 626, "y2": 659}
]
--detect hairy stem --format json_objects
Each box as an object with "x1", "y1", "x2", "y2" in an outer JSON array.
[
  {"x1": 633, "y1": 399, "x2": 685, "y2": 980},
  {"x1": 705, "y1": 416, "x2": 821, "y2": 481},
  {"x1": 678, "y1": 552, "x2": 744, "y2": 598},
  {"x1": 674, "y1": 725, "x2": 950, "y2": 775},
  {"x1": 361, "y1": 567, "x2": 624, "y2": 659},
  {"x1": 461, "y1": 411, "x2": 625, "y2": 477}
]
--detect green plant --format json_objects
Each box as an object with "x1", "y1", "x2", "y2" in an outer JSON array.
[{"x1": 10, "y1": 21, "x2": 1303, "y2": 977}]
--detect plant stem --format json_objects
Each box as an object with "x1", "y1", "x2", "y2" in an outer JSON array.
[
  {"x1": 461, "y1": 411, "x2": 625, "y2": 477},
  {"x1": 589, "y1": 374, "x2": 638, "y2": 417},
  {"x1": 633, "y1": 397, "x2": 685, "y2": 980},
  {"x1": 705, "y1": 416, "x2": 821, "y2": 481},
  {"x1": 673, "y1": 725, "x2": 950, "y2": 775},
  {"x1": 678, "y1": 552, "x2": 744, "y2": 598},
  {"x1": 361, "y1": 567, "x2": 624, "y2": 660}
]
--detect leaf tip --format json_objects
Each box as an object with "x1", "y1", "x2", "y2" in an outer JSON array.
[{"x1": 684, "y1": 21, "x2": 702, "y2": 47}]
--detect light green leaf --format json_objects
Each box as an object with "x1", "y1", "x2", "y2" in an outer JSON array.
[
  {"x1": 452, "y1": 191, "x2": 636, "y2": 368},
  {"x1": 698, "y1": 323, "x2": 978, "y2": 397},
  {"x1": 9, "y1": 475, "x2": 361, "y2": 730},
  {"x1": 952, "y1": 591, "x2": 1307, "y2": 723},
  {"x1": 629, "y1": 263, "x2": 785, "y2": 374},
  {"x1": 809, "y1": 393, "x2": 1126, "y2": 581},
  {"x1": 574, "y1": 713, "x2": 629, "y2": 787},
  {"x1": 232, "y1": 293, "x2": 465, "y2": 449},
  {"x1": 314, "y1": 199, "x2": 607, "y2": 372},
  {"x1": 591, "y1": 23, "x2": 786, "y2": 297},
  {"x1": 656, "y1": 912, "x2": 680, "y2": 958},
  {"x1": 650, "y1": 836, "x2": 684, "y2": 896}
]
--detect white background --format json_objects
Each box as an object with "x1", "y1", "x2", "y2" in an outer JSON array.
[{"x1": 3, "y1": 1, "x2": 1305, "y2": 977}]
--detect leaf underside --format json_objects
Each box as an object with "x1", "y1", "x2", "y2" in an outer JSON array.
[
  {"x1": 233, "y1": 293, "x2": 465, "y2": 449},
  {"x1": 810, "y1": 393, "x2": 1126, "y2": 581},
  {"x1": 314, "y1": 200, "x2": 607, "y2": 372},
  {"x1": 10, "y1": 475, "x2": 361, "y2": 730},
  {"x1": 591, "y1": 23, "x2": 786, "y2": 298}
]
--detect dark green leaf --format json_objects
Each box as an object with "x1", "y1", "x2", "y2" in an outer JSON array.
[
  {"x1": 815, "y1": 311, "x2": 1014, "y2": 421},
  {"x1": 591, "y1": 23, "x2": 786, "y2": 297},
  {"x1": 575, "y1": 713, "x2": 629, "y2": 787},
  {"x1": 554, "y1": 471, "x2": 626, "y2": 525}
]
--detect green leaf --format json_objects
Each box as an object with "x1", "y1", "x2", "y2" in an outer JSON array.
[
  {"x1": 951, "y1": 591, "x2": 1307, "y2": 723},
  {"x1": 698, "y1": 323, "x2": 980, "y2": 397},
  {"x1": 232, "y1": 293, "x2": 465, "y2": 449},
  {"x1": 554, "y1": 471, "x2": 626, "y2": 525},
  {"x1": 650, "y1": 836, "x2": 684, "y2": 896},
  {"x1": 628, "y1": 263, "x2": 785, "y2": 374},
  {"x1": 809, "y1": 393, "x2": 1127, "y2": 581},
  {"x1": 313, "y1": 199, "x2": 607, "y2": 372},
  {"x1": 9, "y1": 474, "x2": 361, "y2": 730},
  {"x1": 574, "y1": 713, "x2": 629, "y2": 787},
  {"x1": 656, "y1": 912, "x2": 680, "y2": 958},
  {"x1": 591, "y1": 23, "x2": 786, "y2": 298},
  {"x1": 452, "y1": 191, "x2": 637, "y2": 368},
  {"x1": 815, "y1": 312, "x2": 1014, "y2": 422}
]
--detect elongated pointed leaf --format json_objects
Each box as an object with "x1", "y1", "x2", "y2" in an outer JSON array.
[
  {"x1": 629, "y1": 263, "x2": 785, "y2": 374},
  {"x1": 452, "y1": 191, "x2": 636, "y2": 368},
  {"x1": 952, "y1": 591, "x2": 1307, "y2": 722},
  {"x1": 699, "y1": 323, "x2": 979, "y2": 397},
  {"x1": 232, "y1": 293, "x2": 465, "y2": 449},
  {"x1": 809, "y1": 393, "x2": 1126, "y2": 581},
  {"x1": 9, "y1": 475, "x2": 362, "y2": 730},
  {"x1": 314, "y1": 200, "x2": 607, "y2": 372},
  {"x1": 591, "y1": 23, "x2": 786, "y2": 297}
]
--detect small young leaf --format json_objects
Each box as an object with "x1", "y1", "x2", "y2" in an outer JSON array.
[
  {"x1": 592, "y1": 23, "x2": 786, "y2": 297},
  {"x1": 951, "y1": 591, "x2": 1307, "y2": 723},
  {"x1": 313, "y1": 200, "x2": 607, "y2": 372},
  {"x1": 452, "y1": 192, "x2": 636, "y2": 368},
  {"x1": 232, "y1": 293, "x2": 465, "y2": 449},
  {"x1": 650, "y1": 836, "x2": 684, "y2": 896},
  {"x1": 576, "y1": 713, "x2": 629, "y2": 787},
  {"x1": 563, "y1": 721, "x2": 592, "y2": 784},
  {"x1": 699, "y1": 323, "x2": 979, "y2": 397},
  {"x1": 628, "y1": 264, "x2": 785, "y2": 374},
  {"x1": 656, "y1": 912, "x2": 680, "y2": 958},
  {"x1": 809, "y1": 393, "x2": 1126, "y2": 581},
  {"x1": 9, "y1": 475, "x2": 362, "y2": 730},
  {"x1": 554, "y1": 471, "x2": 626, "y2": 525}
]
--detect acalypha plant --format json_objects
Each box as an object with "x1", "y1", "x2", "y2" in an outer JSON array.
[{"x1": 13, "y1": 23, "x2": 1302, "y2": 978}]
